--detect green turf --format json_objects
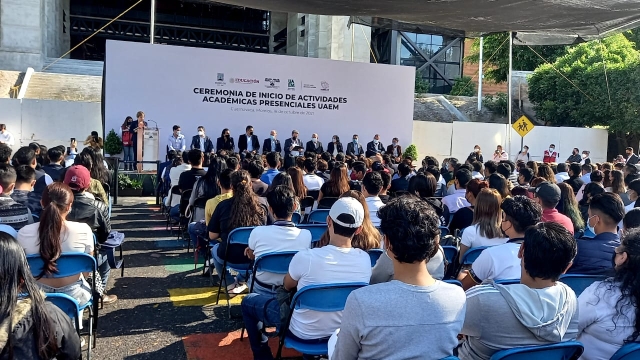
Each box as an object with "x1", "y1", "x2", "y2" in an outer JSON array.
[{"x1": 163, "y1": 255, "x2": 200, "y2": 273}]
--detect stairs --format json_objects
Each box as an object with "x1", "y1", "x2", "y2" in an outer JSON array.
[
  {"x1": 23, "y1": 72, "x2": 101, "y2": 102},
  {"x1": 42, "y1": 58, "x2": 104, "y2": 76}
]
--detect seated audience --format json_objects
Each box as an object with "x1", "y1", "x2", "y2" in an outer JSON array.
[
  {"x1": 576, "y1": 228, "x2": 640, "y2": 359},
  {"x1": 13, "y1": 146, "x2": 53, "y2": 216},
  {"x1": 497, "y1": 163, "x2": 516, "y2": 188},
  {"x1": 579, "y1": 182, "x2": 606, "y2": 224},
  {"x1": 189, "y1": 158, "x2": 224, "y2": 218},
  {"x1": 0, "y1": 165, "x2": 32, "y2": 230},
  {"x1": 260, "y1": 152, "x2": 281, "y2": 186},
  {"x1": 537, "y1": 163, "x2": 556, "y2": 184},
  {"x1": 623, "y1": 208, "x2": 640, "y2": 232},
  {"x1": 517, "y1": 167, "x2": 534, "y2": 188},
  {"x1": 442, "y1": 169, "x2": 472, "y2": 213},
  {"x1": 458, "y1": 188, "x2": 506, "y2": 262},
  {"x1": 557, "y1": 182, "x2": 585, "y2": 234},
  {"x1": 0, "y1": 234, "x2": 81, "y2": 359},
  {"x1": 626, "y1": 178, "x2": 640, "y2": 212},
  {"x1": 530, "y1": 182, "x2": 575, "y2": 234},
  {"x1": 17, "y1": 183, "x2": 93, "y2": 306},
  {"x1": 11, "y1": 165, "x2": 39, "y2": 216},
  {"x1": 302, "y1": 158, "x2": 324, "y2": 191},
  {"x1": 178, "y1": 149, "x2": 207, "y2": 193},
  {"x1": 564, "y1": 163, "x2": 585, "y2": 194},
  {"x1": 0, "y1": 143, "x2": 11, "y2": 164},
  {"x1": 287, "y1": 167, "x2": 308, "y2": 201},
  {"x1": 241, "y1": 197, "x2": 371, "y2": 359},
  {"x1": 80, "y1": 147, "x2": 111, "y2": 201},
  {"x1": 448, "y1": 179, "x2": 488, "y2": 235},
  {"x1": 246, "y1": 159, "x2": 268, "y2": 196},
  {"x1": 318, "y1": 163, "x2": 350, "y2": 202},
  {"x1": 42, "y1": 147, "x2": 65, "y2": 181},
  {"x1": 390, "y1": 163, "x2": 411, "y2": 193},
  {"x1": 330, "y1": 196, "x2": 465, "y2": 359},
  {"x1": 581, "y1": 163, "x2": 593, "y2": 184},
  {"x1": 459, "y1": 196, "x2": 542, "y2": 290},
  {"x1": 458, "y1": 222, "x2": 579, "y2": 359},
  {"x1": 470, "y1": 161, "x2": 484, "y2": 180},
  {"x1": 73, "y1": 151, "x2": 109, "y2": 205},
  {"x1": 555, "y1": 162, "x2": 570, "y2": 183},
  {"x1": 349, "y1": 161, "x2": 366, "y2": 191},
  {"x1": 487, "y1": 173, "x2": 511, "y2": 199},
  {"x1": 208, "y1": 170, "x2": 267, "y2": 293},
  {"x1": 243, "y1": 185, "x2": 312, "y2": 295},
  {"x1": 576, "y1": 170, "x2": 604, "y2": 202},
  {"x1": 362, "y1": 171, "x2": 384, "y2": 227},
  {"x1": 607, "y1": 169, "x2": 631, "y2": 205},
  {"x1": 568, "y1": 193, "x2": 624, "y2": 276},
  {"x1": 378, "y1": 171, "x2": 392, "y2": 204},
  {"x1": 408, "y1": 172, "x2": 450, "y2": 226},
  {"x1": 316, "y1": 159, "x2": 330, "y2": 181},
  {"x1": 169, "y1": 151, "x2": 191, "y2": 189}
]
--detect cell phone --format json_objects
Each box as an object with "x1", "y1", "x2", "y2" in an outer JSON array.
[{"x1": 71, "y1": 138, "x2": 76, "y2": 142}]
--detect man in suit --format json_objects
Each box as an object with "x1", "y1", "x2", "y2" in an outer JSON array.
[
  {"x1": 366, "y1": 134, "x2": 385, "y2": 158},
  {"x1": 386, "y1": 137, "x2": 403, "y2": 163},
  {"x1": 190, "y1": 126, "x2": 214, "y2": 154},
  {"x1": 305, "y1": 133, "x2": 324, "y2": 155},
  {"x1": 262, "y1": 129, "x2": 282, "y2": 155},
  {"x1": 238, "y1": 125, "x2": 260, "y2": 155},
  {"x1": 346, "y1": 134, "x2": 364, "y2": 157},
  {"x1": 626, "y1": 147, "x2": 640, "y2": 166},
  {"x1": 283, "y1": 130, "x2": 304, "y2": 169}
]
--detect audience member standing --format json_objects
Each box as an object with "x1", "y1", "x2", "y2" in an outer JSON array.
[
  {"x1": 0, "y1": 124, "x2": 15, "y2": 146},
  {"x1": 121, "y1": 117, "x2": 135, "y2": 171},
  {"x1": 305, "y1": 133, "x2": 324, "y2": 155},
  {"x1": 626, "y1": 146, "x2": 639, "y2": 165},
  {"x1": 458, "y1": 188, "x2": 506, "y2": 262},
  {"x1": 543, "y1": 144, "x2": 558, "y2": 163},
  {"x1": 0, "y1": 165, "x2": 32, "y2": 230},
  {"x1": 327, "y1": 135, "x2": 344, "y2": 157},
  {"x1": 167, "y1": 125, "x2": 186, "y2": 154},
  {"x1": 330, "y1": 196, "x2": 465, "y2": 360},
  {"x1": 262, "y1": 130, "x2": 281, "y2": 156},
  {"x1": 366, "y1": 134, "x2": 385, "y2": 157},
  {"x1": 566, "y1": 148, "x2": 582, "y2": 163},
  {"x1": 216, "y1": 128, "x2": 235, "y2": 153},
  {"x1": 346, "y1": 135, "x2": 364, "y2": 157}
]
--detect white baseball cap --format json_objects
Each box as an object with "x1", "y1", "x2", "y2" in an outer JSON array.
[{"x1": 329, "y1": 197, "x2": 364, "y2": 228}]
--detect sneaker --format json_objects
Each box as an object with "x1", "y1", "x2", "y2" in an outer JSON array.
[
  {"x1": 81, "y1": 338, "x2": 86, "y2": 348},
  {"x1": 102, "y1": 294, "x2": 118, "y2": 305},
  {"x1": 230, "y1": 283, "x2": 248, "y2": 295}
]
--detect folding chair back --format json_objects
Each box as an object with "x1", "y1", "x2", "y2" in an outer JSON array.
[
  {"x1": 442, "y1": 246, "x2": 458, "y2": 264},
  {"x1": 0, "y1": 224, "x2": 18, "y2": 238},
  {"x1": 461, "y1": 246, "x2": 490, "y2": 266},
  {"x1": 250, "y1": 251, "x2": 298, "y2": 292},
  {"x1": 610, "y1": 342, "x2": 640, "y2": 360},
  {"x1": 307, "y1": 190, "x2": 320, "y2": 200},
  {"x1": 368, "y1": 249, "x2": 383, "y2": 267},
  {"x1": 559, "y1": 274, "x2": 607, "y2": 296},
  {"x1": 317, "y1": 197, "x2": 338, "y2": 209},
  {"x1": 27, "y1": 252, "x2": 97, "y2": 279},
  {"x1": 439, "y1": 226, "x2": 449, "y2": 237},
  {"x1": 46, "y1": 293, "x2": 81, "y2": 331},
  {"x1": 228, "y1": 227, "x2": 254, "y2": 246},
  {"x1": 307, "y1": 209, "x2": 330, "y2": 224},
  {"x1": 291, "y1": 212, "x2": 302, "y2": 225},
  {"x1": 488, "y1": 341, "x2": 584, "y2": 360},
  {"x1": 495, "y1": 279, "x2": 520, "y2": 285},
  {"x1": 297, "y1": 224, "x2": 328, "y2": 245},
  {"x1": 299, "y1": 196, "x2": 315, "y2": 210},
  {"x1": 444, "y1": 279, "x2": 462, "y2": 287}
]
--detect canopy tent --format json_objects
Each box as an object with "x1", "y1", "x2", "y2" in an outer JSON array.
[{"x1": 209, "y1": 0, "x2": 640, "y2": 45}]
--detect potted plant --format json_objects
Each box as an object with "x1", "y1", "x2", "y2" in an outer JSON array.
[
  {"x1": 117, "y1": 173, "x2": 143, "y2": 197},
  {"x1": 404, "y1": 144, "x2": 419, "y2": 164},
  {"x1": 104, "y1": 129, "x2": 123, "y2": 157}
]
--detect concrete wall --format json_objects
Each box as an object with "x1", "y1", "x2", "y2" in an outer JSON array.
[
  {"x1": 412, "y1": 120, "x2": 609, "y2": 164},
  {"x1": 0, "y1": 98, "x2": 101, "y2": 151}
]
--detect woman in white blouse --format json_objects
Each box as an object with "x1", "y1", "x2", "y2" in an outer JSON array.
[{"x1": 458, "y1": 188, "x2": 507, "y2": 262}]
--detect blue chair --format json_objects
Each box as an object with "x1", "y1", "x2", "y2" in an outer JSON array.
[
  {"x1": 583, "y1": 228, "x2": 596, "y2": 238},
  {"x1": 495, "y1": 279, "x2": 520, "y2": 285},
  {"x1": 560, "y1": 274, "x2": 607, "y2": 296},
  {"x1": 461, "y1": 246, "x2": 490, "y2": 266},
  {"x1": 307, "y1": 209, "x2": 330, "y2": 224},
  {"x1": 214, "y1": 226, "x2": 255, "y2": 315},
  {"x1": 0, "y1": 224, "x2": 17, "y2": 238},
  {"x1": 297, "y1": 224, "x2": 328, "y2": 245},
  {"x1": 442, "y1": 246, "x2": 458, "y2": 265},
  {"x1": 489, "y1": 341, "x2": 584, "y2": 360},
  {"x1": 440, "y1": 357, "x2": 460, "y2": 360},
  {"x1": 46, "y1": 293, "x2": 81, "y2": 333},
  {"x1": 610, "y1": 342, "x2": 640, "y2": 360},
  {"x1": 368, "y1": 249, "x2": 383, "y2": 267},
  {"x1": 444, "y1": 279, "x2": 462, "y2": 287},
  {"x1": 291, "y1": 212, "x2": 302, "y2": 225},
  {"x1": 275, "y1": 282, "x2": 368, "y2": 359},
  {"x1": 439, "y1": 226, "x2": 449, "y2": 237},
  {"x1": 28, "y1": 252, "x2": 97, "y2": 359}
]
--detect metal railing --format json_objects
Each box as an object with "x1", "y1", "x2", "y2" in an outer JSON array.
[{"x1": 110, "y1": 158, "x2": 161, "y2": 206}]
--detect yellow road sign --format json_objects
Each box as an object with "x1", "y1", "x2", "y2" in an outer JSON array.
[{"x1": 513, "y1": 115, "x2": 534, "y2": 137}]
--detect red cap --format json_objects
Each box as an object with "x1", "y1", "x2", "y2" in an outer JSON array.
[{"x1": 64, "y1": 165, "x2": 91, "y2": 191}]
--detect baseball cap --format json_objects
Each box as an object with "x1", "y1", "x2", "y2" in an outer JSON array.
[
  {"x1": 329, "y1": 197, "x2": 364, "y2": 228},
  {"x1": 528, "y1": 182, "x2": 561, "y2": 203},
  {"x1": 64, "y1": 165, "x2": 91, "y2": 191}
]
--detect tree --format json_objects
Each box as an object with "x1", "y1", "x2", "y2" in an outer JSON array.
[
  {"x1": 404, "y1": 144, "x2": 419, "y2": 162},
  {"x1": 528, "y1": 34, "x2": 640, "y2": 152},
  {"x1": 449, "y1": 76, "x2": 476, "y2": 96},
  {"x1": 104, "y1": 129, "x2": 123, "y2": 156},
  {"x1": 414, "y1": 72, "x2": 430, "y2": 93},
  {"x1": 465, "y1": 33, "x2": 568, "y2": 83}
]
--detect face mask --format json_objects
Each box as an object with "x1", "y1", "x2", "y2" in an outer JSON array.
[
  {"x1": 312, "y1": 137, "x2": 317, "y2": 143},
  {"x1": 198, "y1": 131, "x2": 204, "y2": 136},
  {"x1": 353, "y1": 139, "x2": 358, "y2": 144},
  {"x1": 292, "y1": 135, "x2": 297, "y2": 140},
  {"x1": 582, "y1": 154, "x2": 587, "y2": 159},
  {"x1": 587, "y1": 216, "x2": 597, "y2": 234},
  {"x1": 249, "y1": 131, "x2": 254, "y2": 136},
  {"x1": 350, "y1": 172, "x2": 359, "y2": 180},
  {"x1": 549, "y1": 148, "x2": 555, "y2": 153},
  {"x1": 373, "y1": 139, "x2": 379, "y2": 144},
  {"x1": 224, "y1": 133, "x2": 229, "y2": 138},
  {"x1": 176, "y1": 131, "x2": 181, "y2": 136},
  {"x1": 474, "y1": 148, "x2": 479, "y2": 152},
  {"x1": 393, "y1": 142, "x2": 398, "y2": 146},
  {"x1": 270, "y1": 135, "x2": 275, "y2": 141},
  {"x1": 500, "y1": 221, "x2": 512, "y2": 238},
  {"x1": 332, "y1": 138, "x2": 337, "y2": 142}
]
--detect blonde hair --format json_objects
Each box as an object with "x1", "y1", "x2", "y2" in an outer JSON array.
[{"x1": 473, "y1": 188, "x2": 503, "y2": 239}]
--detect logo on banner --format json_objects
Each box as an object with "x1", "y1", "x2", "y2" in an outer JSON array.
[
  {"x1": 287, "y1": 79, "x2": 295, "y2": 90},
  {"x1": 264, "y1": 78, "x2": 280, "y2": 88},
  {"x1": 230, "y1": 78, "x2": 259, "y2": 84},
  {"x1": 303, "y1": 83, "x2": 316, "y2": 89},
  {"x1": 320, "y1": 81, "x2": 330, "y2": 91},
  {"x1": 215, "y1": 73, "x2": 225, "y2": 86}
]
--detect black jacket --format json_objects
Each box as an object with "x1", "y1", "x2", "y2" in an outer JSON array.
[
  {"x1": 327, "y1": 142, "x2": 343, "y2": 155},
  {"x1": 346, "y1": 142, "x2": 364, "y2": 157},
  {"x1": 262, "y1": 138, "x2": 282, "y2": 155},
  {"x1": 216, "y1": 136, "x2": 235, "y2": 153},
  {"x1": 284, "y1": 138, "x2": 304, "y2": 157},
  {"x1": 67, "y1": 192, "x2": 111, "y2": 244},
  {"x1": 566, "y1": 154, "x2": 582, "y2": 163},
  {"x1": 190, "y1": 135, "x2": 214, "y2": 153},
  {"x1": 42, "y1": 164, "x2": 64, "y2": 182},
  {"x1": 423, "y1": 197, "x2": 450, "y2": 227},
  {"x1": 238, "y1": 134, "x2": 260, "y2": 153},
  {"x1": 564, "y1": 176, "x2": 585, "y2": 194},
  {"x1": 628, "y1": 154, "x2": 640, "y2": 166},
  {"x1": 366, "y1": 141, "x2": 385, "y2": 157},
  {"x1": 0, "y1": 301, "x2": 81, "y2": 360},
  {"x1": 306, "y1": 141, "x2": 324, "y2": 154}
]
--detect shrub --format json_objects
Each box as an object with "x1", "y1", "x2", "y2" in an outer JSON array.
[
  {"x1": 484, "y1": 92, "x2": 509, "y2": 116},
  {"x1": 450, "y1": 76, "x2": 476, "y2": 97},
  {"x1": 404, "y1": 144, "x2": 418, "y2": 162},
  {"x1": 104, "y1": 129, "x2": 123, "y2": 156}
]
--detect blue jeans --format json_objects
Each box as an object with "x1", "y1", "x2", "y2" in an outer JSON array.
[
  {"x1": 188, "y1": 221, "x2": 208, "y2": 251},
  {"x1": 97, "y1": 249, "x2": 110, "y2": 289},
  {"x1": 169, "y1": 205, "x2": 180, "y2": 222},
  {"x1": 211, "y1": 243, "x2": 248, "y2": 285},
  {"x1": 242, "y1": 293, "x2": 281, "y2": 360},
  {"x1": 123, "y1": 146, "x2": 134, "y2": 167}
]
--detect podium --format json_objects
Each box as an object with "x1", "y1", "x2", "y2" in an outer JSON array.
[{"x1": 142, "y1": 128, "x2": 160, "y2": 172}]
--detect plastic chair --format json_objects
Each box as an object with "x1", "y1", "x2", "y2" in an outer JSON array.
[
  {"x1": 291, "y1": 212, "x2": 302, "y2": 225},
  {"x1": 489, "y1": 341, "x2": 584, "y2": 360},
  {"x1": 560, "y1": 274, "x2": 607, "y2": 296},
  {"x1": 461, "y1": 246, "x2": 491, "y2": 266},
  {"x1": 275, "y1": 282, "x2": 368, "y2": 359},
  {"x1": 307, "y1": 209, "x2": 330, "y2": 224},
  {"x1": 300, "y1": 196, "x2": 315, "y2": 210},
  {"x1": 444, "y1": 279, "x2": 462, "y2": 287},
  {"x1": 28, "y1": 252, "x2": 98, "y2": 359},
  {"x1": 610, "y1": 342, "x2": 640, "y2": 360},
  {"x1": 368, "y1": 249, "x2": 383, "y2": 267},
  {"x1": 439, "y1": 226, "x2": 449, "y2": 237},
  {"x1": 317, "y1": 197, "x2": 338, "y2": 209},
  {"x1": 442, "y1": 246, "x2": 458, "y2": 265},
  {"x1": 440, "y1": 357, "x2": 460, "y2": 360},
  {"x1": 0, "y1": 224, "x2": 18, "y2": 238},
  {"x1": 46, "y1": 293, "x2": 81, "y2": 333},
  {"x1": 495, "y1": 279, "x2": 520, "y2": 285},
  {"x1": 297, "y1": 224, "x2": 328, "y2": 245},
  {"x1": 214, "y1": 227, "x2": 255, "y2": 316},
  {"x1": 101, "y1": 233, "x2": 125, "y2": 277},
  {"x1": 307, "y1": 190, "x2": 320, "y2": 200}
]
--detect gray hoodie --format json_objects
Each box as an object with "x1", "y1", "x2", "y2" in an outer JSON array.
[{"x1": 458, "y1": 281, "x2": 579, "y2": 360}]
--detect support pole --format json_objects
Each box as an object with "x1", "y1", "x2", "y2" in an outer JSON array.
[
  {"x1": 477, "y1": 37, "x2": 484, "y2": 111},
  {"x1": 507, "y1": 32, "x2": 513, "y2": 154},
  {"x1": 150, "y1": 0, "x2": 156, "y2": 44},
  {"x1": 350, "y1": 24, "x2": 355, "y2": 61}
]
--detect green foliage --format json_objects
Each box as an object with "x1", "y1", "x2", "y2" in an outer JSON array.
[
  {"x1": 484, "y1": 92, "x2": 509, "y2": 116},
  {"x1": 465, "y1": 33, "x2": 568, "y2": 83},
  {"x1": 528, "y1": 34, "x2": 640, "y2": 135},
  {"x1": 104, "y1": 129, "x2": 123, "y2": 156},
  {"x1": 624, "y1": 28, "x2": 640, "y2": 50},
  {"x1": 449, "y1": 76, "x2": 476, "y2": 96},
  {"x1": 118, "y1": 173, "x2": 143, "y2": 189},
  {"x1": 414, "y1": 72, "x2": 430, "y2": 93},
  {"x1": 404, "y1": 144, "x2": 418, "y2": 161}
]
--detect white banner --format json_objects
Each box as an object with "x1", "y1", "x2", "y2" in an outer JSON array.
[{"x1": 104, "y1": 40, "x2": 415, "y2": 156}]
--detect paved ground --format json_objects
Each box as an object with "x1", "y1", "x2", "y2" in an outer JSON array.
[{"x1": 92, "y1": 197, "x2": 300, "y2": 360}]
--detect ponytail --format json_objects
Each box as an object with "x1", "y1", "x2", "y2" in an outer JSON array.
[{"x1": 37, "y1": 183, "x2": 74, "y2": 277}]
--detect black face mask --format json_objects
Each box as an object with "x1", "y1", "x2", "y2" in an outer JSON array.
[
  {"x1": 224, "y1": 134, "x2": 229, "y2": 138},
  {"x1": 249, "y1": 131, "x2": 254, "y2": 136}
]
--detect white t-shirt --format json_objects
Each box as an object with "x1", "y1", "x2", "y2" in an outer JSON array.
[
  {"x1": 248, "y1": 225, "x2": 312, "y2": 286},
  {"x1": 577, "y1": 281, "x2": 636, "y2": 360},
  {"x1": 0, "y1": 131, "x2": 15, "y2": 146},
  {"x1": 365, "y1": 196, "x2": 385, "y2": 227},
  {"x1": 461, "y1": 224, "x2": 508, "y2": 249},
  {"x1": 303, "y1": 174, "x2": 325, "y2": 191},
  {"x1": 442, "y1": 189, "x2": 471, "y2": 213},
  {"x1": 470, "y1": 241, "x2": 522, "y2": 283},
  {"x1": 288, "y1": 245, "x2": 371, "y2": 339},
  {"x1": 17, "y1": 220, "x2": 94, "y2": 255}
]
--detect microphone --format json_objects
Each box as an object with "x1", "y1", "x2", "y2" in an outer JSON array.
[{"x1": 146, "y1": 119, "x2": 159, "y2": 130}]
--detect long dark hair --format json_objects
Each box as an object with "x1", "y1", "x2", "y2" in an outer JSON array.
[
  {"x1": 38, "y1": 183, "x2": 74, "y2": 277},
  {"x1": 228, "y1": 170, "x2": 265, "y2": 230},
  {"x1": 0, "y1": 233, "x2": 59, "y2": 358},
  {"x1": 323, "y1": 163, "x2": 349, "y2": 197},
  {"x1": 81, "y1": 147, "x2": 110, "y2": 184},
  {"x1": 198, "y1": 157, "x2": 227, "y2": 200},
  {"x1": 286, "y1": 167, "x2": 307, "y2": 199}
]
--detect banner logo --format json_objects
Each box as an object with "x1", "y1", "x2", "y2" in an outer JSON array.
[
  {"x1": 288, "y1": 79, "x2": 295, "y2": 90},
  {"x1": 303, "y1": 83, "x2": 316, "y2": 89},
  {"x1": 230, "y1": 78, "x2": 259, "y2": 84},
  {"x1": 265, "y1": 78, "x2": 280, "y2": 89},
  {"x1": 320, "y1": 81, "x2": 330, "y2": 91},
  {"x1": 215, "y1": 73, "x2": 226, "y2": 86}
]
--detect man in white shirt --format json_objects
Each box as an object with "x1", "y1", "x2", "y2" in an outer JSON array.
[
  {"x1": 555, "y1": 163, "x2": 570, "y2": 183},
  {"x1": 580, "y1": 163, "x2": 593, "y2": 184},
  {"x1": 458, "y1": 195, "x2": 542, "y2": 290},
  {"x1": 167, "y1": 125, "x2": 186, "y2": 154},
  {"x1": 302, "y1": 158, "x2": 324, "y2": 191},
  {"x1": 362, "y1": 171, "x2": 385, "y2": 227},
  {"x1": 0, "y1": 124, "x2": 15, "y2": 146},
  {"x1": 492, "y1": 145, "x2": 508, "y2": 162},
  {"x1": 241, "y1": 197, "x2": 371, "y2": 359},
  {"x1": 442, "y1": 169, "x2": 472, "y2": 213}
]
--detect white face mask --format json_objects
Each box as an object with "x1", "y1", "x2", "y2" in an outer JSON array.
[
  {"x1": 582, "y1": 154, "x2": 587, "y2": 159},
  {"x1": 312, "y1": 137, "x2": 317, "y2": 143},
  {"x1": 373, "y1": 139, "x2": 379, "y2": 144},
  {"x1": 549, "y1": 148, "x2": 555, "y2": 153},
  {"x1": 198, "y1": 130, "x2": 204, "y2": 136}
]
